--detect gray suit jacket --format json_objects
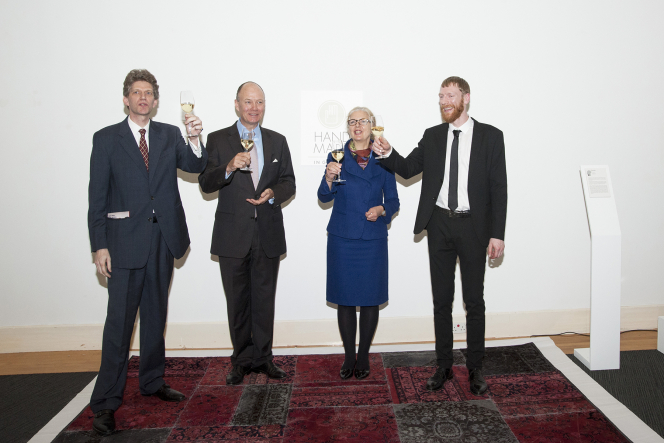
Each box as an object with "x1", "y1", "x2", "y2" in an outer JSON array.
[{"x1": 198, "y1": 123, "x2": 296, "y2": 259}]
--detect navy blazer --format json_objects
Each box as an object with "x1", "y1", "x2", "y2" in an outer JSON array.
[
  {"x1": 318, "y1": 143, "x2": 399, "y2": 240},
  {"x1": 88, "y1": 118, "x2": 208, "y2": 269}
]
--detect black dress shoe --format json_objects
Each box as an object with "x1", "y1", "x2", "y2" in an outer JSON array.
[
  {"x1": 253, "y1": 361, "x2": 287, "y2": 379},
  {"x1": 425, "y1": 367, "x2": 454, "y2": 391},
  {"x1": 468, "y1": 369, "x2": 488, "y2": 395},
  {"x1": 227, "y1": 364, "x2": 252, "y2": 385},
  {"x1": 150, "y1": 384, "x2": 186, "y2": 402},
  {"x1": 92, "y1": 409, "x2": 115, "y2": 436},
  {"x1": 340, "y1": 368, "x2": 353, "y2": 379},
  {"x1": 354, "y1": 368, "x2": 370, "y2": 380}
]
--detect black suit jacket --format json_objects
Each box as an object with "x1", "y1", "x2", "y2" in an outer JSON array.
[
  {"x1": 198, "y1": 124, "x2": 296, "y2": 259},
  {"x1": 88, "y1": 118, "x2": 208, "y2": 268},
  {"x1": 380, "y1": 119, "x2": 507, "y2": 245}
]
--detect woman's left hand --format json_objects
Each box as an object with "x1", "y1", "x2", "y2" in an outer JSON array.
[{"x1": 365, "y1": 205, "x2": 384, "y2": 222}]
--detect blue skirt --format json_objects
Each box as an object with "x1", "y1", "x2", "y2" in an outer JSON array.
[{"x1": 326, "y1": 234, "x2": 388, "y2": 306}]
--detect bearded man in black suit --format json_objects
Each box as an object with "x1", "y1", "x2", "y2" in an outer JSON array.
[{"x1": 373, "y1": 76, "x2": 507, "y2": 395}]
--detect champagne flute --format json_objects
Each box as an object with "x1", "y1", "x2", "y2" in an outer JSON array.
[
  {"x1": 372, "y1": 115, "x2": 387, "y2": 159},
  {"x1": 180, "y1": 90, "x2": 195, "y2": 137},
  {"x1": 331, "y1": 149, "x2": 345, "y2": 183},
  {"x1": 239, "y1": 130, "x2": 254, "y2": 172}
]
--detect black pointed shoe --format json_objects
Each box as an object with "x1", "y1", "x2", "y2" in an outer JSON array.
[
  {"x1": 468, "y1": 368, "x2": 488, "y2": 395},
  {"x1": 150, "y1": 384, "x2": 185, "y2": 402},
  {"x1": 253, "y1": 361, "x2": 287, "y2": 379},
  {"x1": 340, "y1": 368, "x2": 353, "y2": 379},
  {"x1": 92, "y1": 409, "x2": 115, "y2": 436},
  {"x1": 354, "y1": 368, "x2": 370, "y2": 380},
  {"x1": 227, "y1": 364, "x2": 252, "y2": 385},
  {"x1": 425, "y1": 367, "x2": 454, "y2": 391}
]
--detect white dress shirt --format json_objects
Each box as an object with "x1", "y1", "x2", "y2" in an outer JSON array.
[
  {"x1": 127, "y1": 118, "x2": 202, "y2": 158},
  {"x1": 437, "y1": 116, "x2": 474, "y2": 211}
]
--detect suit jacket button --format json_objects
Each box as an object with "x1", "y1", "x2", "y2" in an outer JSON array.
[
  {"x1": 148, "y1": 217, "x2": 152, "y2": 222},
  {"x1": 151, "y1": 196, "x2": 155, "y2": 200}
]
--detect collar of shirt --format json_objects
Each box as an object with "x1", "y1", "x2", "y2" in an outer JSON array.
[
  {"x1": 449, "y1": 115, "x2": 473, "y2": 134},
  {"x1": 236, "y1": 120, "x2": 261, "y2": 141},
  {"x1": 127, "y1": 118, "x2": 151, "y2": 150}
]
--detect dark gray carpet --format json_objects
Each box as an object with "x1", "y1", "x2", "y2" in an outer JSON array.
[
  {"x1": 0, "y1": 372, "x2": 97, "y2": 443},
  {"x1": 570, "y1": 350, "x2": 664, "y2": 438}
]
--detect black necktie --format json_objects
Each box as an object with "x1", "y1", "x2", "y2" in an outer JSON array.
[{"x1": 448, "y1": 129, "x2": 461, "y2": 211}]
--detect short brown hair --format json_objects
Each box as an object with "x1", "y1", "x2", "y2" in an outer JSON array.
[
  {"x1": 123, "y1": 69, "x2": 159, "y2": 100},
  {"x1": 441, "y1": 76, "x2": 470, "y2": 95}
]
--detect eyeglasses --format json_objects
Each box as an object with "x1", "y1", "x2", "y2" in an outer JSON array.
[
  {"x1": 347, "y1": 118, "x2": 371, "y2": 126},
  {"x1": 130, "y1": 89, "x2": 154, "y2": 97}
]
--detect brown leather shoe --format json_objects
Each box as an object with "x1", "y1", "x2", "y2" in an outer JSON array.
[{"x1": 92, "y1": 409, "x2": 115, "y2": 436}]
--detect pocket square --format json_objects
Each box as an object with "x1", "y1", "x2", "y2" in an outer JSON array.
[{"x1": 272, "y1": 158, "x2": 278, "y2": 163}]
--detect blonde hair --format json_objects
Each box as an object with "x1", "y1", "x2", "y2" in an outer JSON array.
[{"x1": 346, "y1": 106, "x2": 374, "y2": 138}]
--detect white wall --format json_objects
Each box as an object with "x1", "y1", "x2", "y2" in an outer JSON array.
[{"x1": 1, "y1": 1, "x2": 663, "y2": 335}]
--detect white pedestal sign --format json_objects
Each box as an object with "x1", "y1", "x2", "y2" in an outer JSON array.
[{"x1": 575, "y1": 166, "x2": 621, "y2": 370}]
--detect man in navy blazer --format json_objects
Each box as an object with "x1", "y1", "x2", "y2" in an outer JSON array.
[
  {"x1": 88, "y1": 69, "x2": 207, "y2": 436},
  {"x1": 373, "y1": 76, "x2": 507, "y2": 396},
  {"x1": 199, "y1": 82, "x2": 295, "y2": 386}
]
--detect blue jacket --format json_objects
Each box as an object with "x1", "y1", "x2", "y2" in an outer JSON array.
[
  {"x1": 88, "y1": 118, "x2": 208, "y2": 268},
  {"x1": 318, "y1": 143, "x2": 399, "y2": 239}
]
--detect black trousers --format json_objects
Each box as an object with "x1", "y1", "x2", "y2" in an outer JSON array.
[
  {"x1": 218, "y1": 220, "x2": 280, "y2": 368},
  {"x1": 427, "y1": 206, "x2": 487, "y2": 370},
  {"x1": 90, "y1": 222, "x2": 173, "y2": 413}
]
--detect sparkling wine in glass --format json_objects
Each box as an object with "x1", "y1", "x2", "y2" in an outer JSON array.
[
  {"x1": 240, "y1": 130, "x2": 254, "y2": 172},
  {"x1": 331, "y1": 149, "x2": 345, "y2": 183},
  {"x1": 180, "y1": 90, "x2": 195, "y2": 137},
  {"x1": 372, "y1": 115, "x2": 387, "y2": 159}
]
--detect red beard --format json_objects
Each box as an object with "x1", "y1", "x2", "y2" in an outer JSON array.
[{"x1": 440, "y1": 99, "x2": 464, "y2": 124}]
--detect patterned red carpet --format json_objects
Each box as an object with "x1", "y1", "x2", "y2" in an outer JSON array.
[{"x1": 55, "y1": 343, "x2": 629, "y2": 442}]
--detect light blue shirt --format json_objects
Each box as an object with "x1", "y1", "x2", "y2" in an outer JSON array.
[
  {"x1": 228, "y1": 120, "x2": 273, "y2": 204},
  {"x1": 226, "y1": 120, "x2": 264, "y2": 178}
]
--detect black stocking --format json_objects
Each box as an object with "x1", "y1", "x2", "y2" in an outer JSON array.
[
  {"x1": 356, "y1": 305, "x2": 379, "y2": 370},
  {"x1": 337, "y1": 305, "x2": 357, "y2": 370}
]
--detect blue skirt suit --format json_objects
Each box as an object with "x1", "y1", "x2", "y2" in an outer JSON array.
[{"x1": 317, "y1": 142, "x2": 400, "y2": 306}]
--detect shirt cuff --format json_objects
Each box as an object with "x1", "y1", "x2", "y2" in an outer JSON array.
[
  {"x1": 188, "y1": 139, "x2": 203, "y2": 158},
  {"x1": 225, "y1": 171, "x2": 233, "y2": 179}
]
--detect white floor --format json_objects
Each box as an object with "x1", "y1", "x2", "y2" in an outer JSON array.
[{"x1": 29, "y1": 337, "x2": 663, "y2": 443}]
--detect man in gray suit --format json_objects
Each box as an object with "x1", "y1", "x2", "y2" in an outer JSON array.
[{"x1": 88, "y1": 69, "x2": 207, "y2": 435}]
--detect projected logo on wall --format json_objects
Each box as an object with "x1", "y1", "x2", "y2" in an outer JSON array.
[
  {"x1": 301, "y1": 91, "x2": 363, "y2": 166},
  {"x1": 318, "y1": 101, "x2": 345, "y2": 129}
]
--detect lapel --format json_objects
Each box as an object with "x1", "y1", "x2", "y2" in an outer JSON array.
[
  {"x1": 257, "y1": 127, "x2": 272, "y2": 190},
  {"x1": 436, "y1": 123, "x2": 449, "y2": 181},
  {"x1": 118, "y1": 118, "x2": 149, "y2": 179},
  {"x1": 148, "y1": 120, "x2": 164, "y2": 182},
  {"x1": 468, "y1": 118, "x2": 483, "y2": 184},
  {"x1": 227, "y1": 124, "x2": 243, "y2": 155},
  {"x1": 227, "y1": 124, "x2": 255, "y2": 190}
]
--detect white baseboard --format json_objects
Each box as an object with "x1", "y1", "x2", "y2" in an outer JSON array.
[{"x1": 1, "y1": 305, "x2": 662, "y2": 354}]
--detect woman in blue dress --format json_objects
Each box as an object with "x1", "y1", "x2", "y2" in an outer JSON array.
[{"x1": 317, "y1": 106, "x2": 399, "y2": 379}]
